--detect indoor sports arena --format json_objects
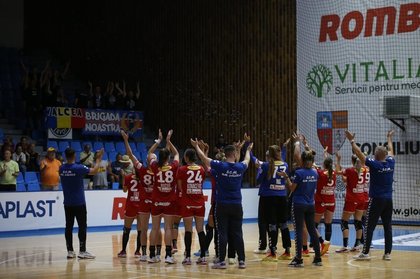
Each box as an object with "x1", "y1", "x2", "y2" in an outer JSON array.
[{"x1": 1, "y1": 1, "x2": 419, "y2": 278}]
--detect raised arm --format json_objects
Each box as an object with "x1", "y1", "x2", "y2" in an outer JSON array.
[
  {"x1": 241, "y1": 142, "x2": 253, "y2": 167},
  {"x1": 166, "y1": 130, "x2": 179, "y2": 162},
  {"x1": 191, "y1": 138, "x2": 212, "y2": 166},
  {"x1": 345, "y1": 130, "x2": 366, "y2": 165},
  {"x1": 88, "y1": 148, "x2": 104, "y2": 175},
  {"x1": 148, "y1": 129, "x2": 163, "y2": 155},
  {"x1": 387, "y1": 130, "x2": 395, "y2": 157},
  {"x1": 121, "y1": 130, "x2": 138, "y2": 164},
  {"x1": 335, "y1": 151, "x2": 342, "y2": 173},
  {"x1": 323, "y1": 146, "x2": 329, "y2": 159},
  {"x1": 292, "y1": 132, "x2": 302, "y2": 167}
]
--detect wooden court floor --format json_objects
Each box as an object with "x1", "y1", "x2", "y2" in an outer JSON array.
[{"x1": 1, "y1": 223, "x2": 420, "y2": 279}]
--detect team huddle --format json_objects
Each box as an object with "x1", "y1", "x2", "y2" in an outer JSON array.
[{"x1": 59, "y1": 128, "x2": 396, "y2": 269}]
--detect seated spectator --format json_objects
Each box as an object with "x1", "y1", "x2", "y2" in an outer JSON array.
[
  {"x1": 40, "y1": 147, "x2": 62, "y2": 190},
  {"x1": 80, "y1": 144, "x2": 94, "y2": 167},
  {"x1": 0, "y1": 150, "x2": 20, "y2": 191},
  {"x1": 92, "y1": 151, "x2": 111, "y2": 189},
  {"x1": 119, "y1": 155, "x2": 134, "y2": 176},
  {"x1": 13, "y1": 145, "x2": 27, "y2": 174},
  {"x1": 110, "y1": 153, "x2": 123, "y2": 184},
  {"x1": 15, "y1": 136, "x2": 29, "y2": 154},
  {"x1": 1, "y1": 136, "x2": 15, "y2": 159},
  {"x1": 27, "y1": 143, "x2": 40, "y2": 171}
]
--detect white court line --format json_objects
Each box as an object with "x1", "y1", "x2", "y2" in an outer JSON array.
[{"x1": 347, "y1": 259, "x2": 420, "y2": 273}]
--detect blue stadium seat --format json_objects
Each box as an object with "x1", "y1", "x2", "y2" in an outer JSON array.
[
  {"x1": 105, "y1": 142, "x2": 116, "y2": 152},
  {"x1": 59, "y1": 183, "x2": 62, "y2": 191},
  {"x1": 47, "y1": 140, "x2": 59, "y2": 151},
  {"x1": 16, "y1": 183, "x2": 26, "y2": 192},
  {"x1": 102, "y1": 152, "x2": 108, "y2": 161},
  {"x1": 112, "y1": 182, "x2": 120, "y2": 190},
  {"x1": 133, "y1": 151, "x2": 141, "y2": 162},
  {"x1": 58, "y1": 141, "x2": 70, "y2": 152},
  {"x1": 25, "y1": 172, "x2": 39, "y2": 184},
  {"x1": 75, "y1": 152, "x2": 81, "y2": 162},
  {"x1": 16, "y1": 172, "x2": 24, "y2": 185},
  {"x1": 0, "y1": 128, "x2": 4, "y2": 141},
  {"x1": 70, "y1": 141, "x2": 82, "y2": 152},
  {"x1": 129, "y1": 142, "x2": 137, "y2": 152},
  {"x1": 27, "y1": 182, "x2": 41, "y2": 191},
  {"x1": 203, "y1": 180, "x2": 212, "y2": 189},
  {"x1": 137, "y1": 142, "x2": 147, "y2": 153},
  {"x1": 108, "y1": 151, "x2": 118, "y2": 162},
  {"x1": 115, "y1": 142, "x2": 126, "y2": 154},
  {"x1": 93, "y1": 142, "x2": 104, "y2": 151}
]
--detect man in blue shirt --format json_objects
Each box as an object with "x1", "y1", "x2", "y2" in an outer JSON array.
[
  {"x1": 345, "y1": 130, "x2": 395, "y2": 261},
  {"x1": 60, "y1": 147, "x2": 104, "y2": 259},
  {"x1": 191, "y1": 137, "x2": 253, "y2": 269}
]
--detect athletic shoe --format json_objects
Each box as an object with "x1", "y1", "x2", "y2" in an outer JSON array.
[
  {"x1": 212, "y1": 261, "x2": 227, "y2": 269},
  {"x1": 228, "y1": 258, "x2": 237, "y2": 265},
  {"x1": 312, "y1": 257, "x2": 323, "y2": 266},
  {"x1": 156, "y1": 255, "x2": 161, "y2": 262},
  {"x1": 302, "y1": 249, "x2": 310, "y2": 257},
  {"x1": 353, "y1": 253, "x2": 371, "y2": 261},
  {"x1": 194, "y1": 250, "x2": 210, "y2": 257},
  {"x1": 117, "y1": 250, "x2": 127, "y2": 258},
  {"x1": 309, "y1": 247, "x2": 315, "y2": 254},
  {"x1": 382, "y1": 253, "x2": 391, "y2": 261},
  {"x1": 253, "y1": 248, "x2": 267, "y2": 254},
  {"x1": 67, "y1": 251, "x2": 76, "y2": 259},
  {"x1": 262, "y1": 253, "x2": 278, "y2": 262},
  {"x1": 139, "y1": 255, "x2": 148, "y2": 262},
  {"x1": 134, "y1": 251, "x2": 141, "y2": 258},
  {"x1": 278, "y1": 252, "x2": 292, "y2": 260},
  {"x1": 147, "y1": 257, "x2": 159, "y2": 263},
  {"x1": 165, "y1": 256, "x2": 176, "y2": 264},
  {"x1": 196, "y1": 257, "x2": 208, "y2": 265},
  {"x1": 321, "y1": 241, "x2": 330, "y2": 256},
  {"x1": 182, "y1": 257, "x2": 192, "y2": 265},
  {"x1": 78, "y1": 251, "x2": 96, "y2": 259},
  {"x1": 212, "y1": 257, "x2": 220, "y2": 264},
  {"x1": 335, "y1": 247, "x2": 350, "y2": 253},
  {"x1": 350, "y1": 244, "x2": 363, "y2": 252},
  {"x1": 238, "y1": 260, "x2": 246, "y2": 269},
  {"x1": 288, "y1": 257, "x2": 304, "y2": 268}
]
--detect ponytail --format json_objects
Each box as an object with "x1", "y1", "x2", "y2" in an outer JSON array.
[
  {"x1": 158, "y1": 148, "x2": 170, "y2": 167},
  {"x1": 267, "y1": 145, "x2": 281, "y2": 179},
  {"x1": 324, "y1": 157, "x2": 333, "y2": 183}
]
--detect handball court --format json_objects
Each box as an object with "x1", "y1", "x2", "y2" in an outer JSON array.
[{"x1": 1, "y1": 223, "x2": 420, "y2": 279}]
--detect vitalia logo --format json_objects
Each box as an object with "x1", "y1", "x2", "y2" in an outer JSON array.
[{"x1": 319, "y1": 3, "x2": 419, "y2": 42}]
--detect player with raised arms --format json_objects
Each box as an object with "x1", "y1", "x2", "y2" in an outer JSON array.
[
  {"x1": 177, "y1": 147, "x2": 207, "y2": 265},
  {"x1": 147, "y1": 129, "x2": 179, "y2": 264}
]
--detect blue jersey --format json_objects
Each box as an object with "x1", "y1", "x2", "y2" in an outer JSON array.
[
  {"x1": 257, "y1": 161, "x2": 289, "y2": 197},
  {"x1": 210, "y1": 160, "x2": 247, "y2": 204},
  {"x1": 365, "y1": 156, "x2": 395, "y2": 199},
  {"x1": 59, "y1": 163, "x2": 90, "y2": 206},
  {"x1": 291, "y1": 168, "x2": 318, "y2": 205}
]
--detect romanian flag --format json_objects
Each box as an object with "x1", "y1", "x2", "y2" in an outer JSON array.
[{"x1": 45, "y1": 107, "x2": 86, "y2": 129}]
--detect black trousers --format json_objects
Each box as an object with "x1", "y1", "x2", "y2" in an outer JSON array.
[
  {"x1": 363, "y1": 198, "x2": 393, "y2": 254},
  {"x1": 215, "y1": 203, "x2": 245, "y2": 262},
  {"x1": 292, "y1": 203, "x2": 320, "y2": 259},
  {"x1": 257, "y1": 196, "x2": 267, "y2": 250},
  {"x1": 65, "y1": 204, "x2": 87, "y2": 252}
]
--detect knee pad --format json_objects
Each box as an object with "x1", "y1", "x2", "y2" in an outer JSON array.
[
  {"x1": 354, "y1": 220, "x2": 363, "y2": 231},
  {"x1": 341, "y1": 220, "x2": 349, "y2": 232},
  {"x1": 279, "y1": 223, "x2": 288, "y2": 230},
  {"x1": 172, "y1": 222, "x2": 179, "y2": 230},
  {"x1": 268, "y1": 224, "x2": 277, "y2": 232}
]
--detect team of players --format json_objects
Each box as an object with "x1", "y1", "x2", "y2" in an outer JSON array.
[{"x1": 116, "y1": 129, "x2": 380, "y2": 267}]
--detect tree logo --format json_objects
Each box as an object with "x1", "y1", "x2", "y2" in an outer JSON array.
[{"x1": 306, "y1": 64, "x2": 333, "y2": 98}]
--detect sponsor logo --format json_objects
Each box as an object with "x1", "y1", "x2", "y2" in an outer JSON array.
[
  {"x1": 49, "y1": 128, "x2": 71, "y2": 139},
  {"x1": 306, "y1": 65, "x2": 333, "y2": 98},
  {"x1": 0, "y1": 200, "x2": 56, "y2": 218},
  {"x1": 317, "y1": 111, "x2": 348, "y2": 154}
]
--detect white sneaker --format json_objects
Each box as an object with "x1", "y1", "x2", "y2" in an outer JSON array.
[
  {"x1": 78, "y1": 251, "x2": 96, "y2": 259},
  {"x1": 228, "y1": 258, "x2": 237, "y2": 265},
  {"x1": 353, "y1": 253, "x2": 371, "y2": 261},
  {"x1": 156, "y1": 255, "x2": 161, "y2": 262},
  {"x1": 253, "y1": 249, "x2": 266, "y2": 254},
  {"x1": 67, "y1": 251, "x2": 76, "y2": 259},
  {"x1": 382, "y1": 253, "x2": 391, "y2": 261},
  {"x1": 165, "y1": 256, "x2": 176, "y2": 264},
  {"x1": 139, "y1": 255, "x2": 148, "y2": 262},
  {"x1": 147, "y1": 256, "x2": 159, "y2": 263}
]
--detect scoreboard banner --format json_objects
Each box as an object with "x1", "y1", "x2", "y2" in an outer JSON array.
[{"x1": 297, "y1": 1, "x2": 420, "y2": 223}]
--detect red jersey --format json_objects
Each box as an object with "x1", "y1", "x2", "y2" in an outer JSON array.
[
  {"x1": 178, "y1": 164, "x2": 205, "y2": 206},
  {"x1": 315, "y1": 169, "x2": 336, "y2": 203},
  {"x1": 343, "y1": 167, "x2": 369, "y2": 202},
  {"x1": 133, "y1": 160, "x2": 154, "y2": 201},
  {"x1": 150, "y1": 160, "x2": 179, "y2": 202},
  {"x1": 124, "y1": 174, "x2": 141, "y2": 205}
]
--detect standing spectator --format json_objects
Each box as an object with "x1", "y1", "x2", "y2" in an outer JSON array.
[
  {"x1": 80, "y1": 144, "x2": 94, "y2": 168},
  {"x1": 0, "y1": 150, "x2": 20, "y2": 191},
  {"x1": 214, "y1": 134, "x2": 227, "y2": 155},
  {"x1": 15, "y1": 136, "x2": 30, "y2": 154},
  {"x1": 89, "y1": 82, "x2": 103, "y2": 109},
  {"x1": 27, "y1": 143, "x2": 40, "y2": 171},
  {"x1": 126, "y1": 90, "x2": 136, "y2": 110},
  {"x1": 92, "y1": 151, "x2": 111, "y2": 189},
  {"x1": 40, "y1": 147, "x2": 62, "y2": 190},
  {"x1": 134, "y1": 81, "x2": 142, "y2": 111},
  {"x1": 115, "y1": 81, "x2": 127, "y2": 110},
  {"x1": 13, "y1": 145, "x2": 27, "y2": 174},
  {"x1": 75, "y1": 88, "x2": 90, "y2": 108},
  {"x1": 56, "y1": 88, "x2": 69, "y2": 107},
  {"x1": 60, "y1": 147, "x2": 104, "y2": 259},
  {"x1": 110, "y1": 153, "x2": 123, "y2": 184}
]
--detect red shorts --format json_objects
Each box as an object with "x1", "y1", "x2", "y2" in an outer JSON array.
[
  {"x1": 180, "y1": 204, "x2": 205, "y2": 218},
  {"x1": 125, "y1": 203, "x2": 141, "y2": 218},
  {"x1": 343, "y1": 200, "x2": 366, "y2": 213},
  {"x1": 138, "y1": 199, "x2": 153, "y2": 214},
  {"x1": 315, "y1": 200, "x2": 335, "y2": 214},
  {"x1": 363, "y1": 200, "x2": 369, "y2": 211},
  {"x1": 151, "y1": 201, "x2": 178, "y2": 216}
]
